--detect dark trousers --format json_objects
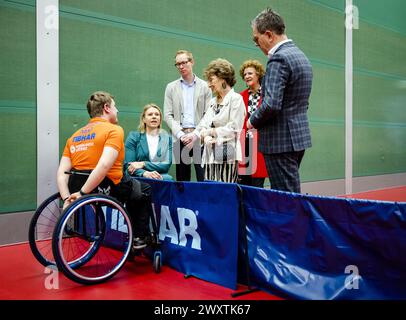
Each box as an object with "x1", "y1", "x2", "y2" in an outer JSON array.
[
  {"x1": 238, "y1": 175, "x2": 265, "y2": 188},
  {"x1": 119, "y1": 176, "x2": 152, "y2": 238},
  {"x1": 173, "y1": 139, "x2": 205, "y2": 182},
  {"x1": 68, "y1": 172, "x2": 151, "y2": 239},
  {"x1": 238, "y1": 135, "x2": 265, "y2": 188},
  {"x1": 263, "y1": 150, "x2": 305, "y2": 193}
]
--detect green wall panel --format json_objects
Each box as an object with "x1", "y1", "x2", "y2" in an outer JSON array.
[
  {"x1": 354, "y1": 126, "x2": 406, "y2": 176},
  {"x1": 353, "y1": 75, "x2": 406, "y2": 124},
  {"x1": 354, "y1": 0, "x2": 406, "y2": 35},
  {"x1": 0, "y1": 2, "x2": 36, "y2": 213},
  {"x1": 354, "y1": 21, "x2": 406, "y2": 78},
  {"x1": 58, "y1": 0, "x2": 347, "y2": 185},
  {"x1": 353, "y1": 73, "x2": 406, "y2": 176},
  {"x1": 302, "y1": 65, "x2": 345, "y2": 181},
  {"x1": 0, "y1": 108, "x2": 36, "y2": 212},
  {"x1": 353, "y1": 3, "x2": 406, "y2": 178},
  {"x1": 1, "y1": 0, "x2": 405, "y2": 213},
  {"x1": 301, "y1": 123, "x2": 345, "y2": 181}
]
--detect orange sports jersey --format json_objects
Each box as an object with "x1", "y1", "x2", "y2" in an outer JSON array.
[{"x1": 63, "y1": 117, "x2": 124, "y2": 184}]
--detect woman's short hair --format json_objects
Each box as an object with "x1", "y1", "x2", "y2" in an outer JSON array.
[
  {"x1": 239, "y1": 59, "x2": 266, "y2": 84},
  {"x1": 86, "y1": 91, "x2": 114, "y2": 118},
  {"x1": 138, "y1": 103, "x2": 162, "y2": 132},
  {"x1": 204, "y1": 58, "x2": 236, "y2": 87}
]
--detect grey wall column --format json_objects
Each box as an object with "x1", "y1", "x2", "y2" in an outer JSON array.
[{"x1": 36, "y1": 0, "x2": 59, "y2": 204}]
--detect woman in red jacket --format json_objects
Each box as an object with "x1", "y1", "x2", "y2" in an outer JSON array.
[{"x1": 238, "y1": 60, "x2": 268, "y2": 188}]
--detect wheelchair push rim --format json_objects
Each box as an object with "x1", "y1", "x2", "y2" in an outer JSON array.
[
  {"x1": 52, "y1": 194, "x2": 133, "y2": 284},
  {"x1": 28, "y1": 192, "x2": 97, "y2": 269}
]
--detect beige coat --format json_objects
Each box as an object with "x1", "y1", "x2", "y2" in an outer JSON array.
[
  {"x1": 194, "y1": 89, "x2": 246, "y2": 165},
  {"x1": 163, "y1": 76, "x2": 212, "y2": 141}
]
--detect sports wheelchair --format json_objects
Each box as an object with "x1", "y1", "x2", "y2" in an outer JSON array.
[{"x1": 28, "y1": 172, "x2": 162, "y2": 285}]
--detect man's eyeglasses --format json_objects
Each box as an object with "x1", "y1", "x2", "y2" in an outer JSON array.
[{"x1": 174, "y1": 60, "x2": 190, "y2": 68}]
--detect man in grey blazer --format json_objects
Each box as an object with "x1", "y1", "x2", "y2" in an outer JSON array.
[
  {"x1": 164, "y1": 50, "x2": 212, "y2": 181},
  {"x1": 247, "y1": 8, "x2": 313, "y2": 193}
]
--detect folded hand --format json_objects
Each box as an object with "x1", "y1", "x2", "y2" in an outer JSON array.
[
  {"x1": 204, "y1": 136, "x2": 216, "y2": 145},
  {"x1": 128, "y1": 161, "x2": 144, "y2": 175},
  {"x1": 143, "y1": 171, "x2": 163, "y2": 180}
]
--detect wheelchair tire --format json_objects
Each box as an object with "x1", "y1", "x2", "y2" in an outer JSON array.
[
  {"x1": 52, "y1": 194, "x2": 133, "y2": 285},
  {"x1": 28, "y1": 192, "x2": 62, "y2": 267},
  {"x1": 153, "y1": 251, "x2": 162, "y2": 274}
]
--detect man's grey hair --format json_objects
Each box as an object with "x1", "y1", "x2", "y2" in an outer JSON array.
[{"x1": 251, "y1": 7, "x2": 285, "y2": 35}]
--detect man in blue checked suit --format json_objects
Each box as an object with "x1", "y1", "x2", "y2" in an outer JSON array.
[{"x1": 247, "y1": 7, "x2": 313, "y2": 193}]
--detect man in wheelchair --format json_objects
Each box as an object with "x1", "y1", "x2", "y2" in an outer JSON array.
[{"x1": 56, "y1": 91, "x2": 151, "y2": 250}]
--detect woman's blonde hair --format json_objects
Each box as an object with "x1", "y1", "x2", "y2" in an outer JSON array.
[
  {"x1": 239, "y1": 59, "x2": 265, "y2": 83},
  {"x1": 138, "y1": 103, "x2": 162, "y2": 132}
]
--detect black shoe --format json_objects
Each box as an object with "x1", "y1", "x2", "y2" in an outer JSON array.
[{"x1": 132, "y1": 237, "x2": 147, "y2": 250}]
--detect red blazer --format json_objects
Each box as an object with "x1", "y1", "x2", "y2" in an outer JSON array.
[{"x1": 238, "y1": 89, "x2": 268, "y2": 178}]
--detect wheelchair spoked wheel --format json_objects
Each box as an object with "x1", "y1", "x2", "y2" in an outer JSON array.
[
  {"x1": 52, "y1": 194, "x2": 133, "y2": 285},
  {"x1": 28, "y1": 192, "x2": 102, "y2": 270},
  {"x1": 28, "y1": 192, "x2": 63, "y2": 267},
  {"x1": 62, "y1": 201, "x2": 107, "y2": 269}
]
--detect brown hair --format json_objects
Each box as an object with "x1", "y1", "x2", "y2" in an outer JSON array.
[
  {"x1": 204, "y1": 58, "x2": 236, "y2": 87},
  {"x1": 138, "y1": 103, "x2": 162, "y2": 132},
  {"x1": 239, "y1": 59, "x2": 266, "y2": 83},
  {"x1": 86, "y1": 91, "x2": 114, "y2": 118}
]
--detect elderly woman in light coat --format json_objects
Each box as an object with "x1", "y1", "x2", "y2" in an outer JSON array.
[{"x1": 192, "y1": 58, "x2": 246, "y2": 183}]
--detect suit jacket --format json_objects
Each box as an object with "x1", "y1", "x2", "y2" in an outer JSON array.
[
  {"x1": 124, "y1": 131, "x2": 172, "y2": 179},
  {"x1": 249, "y1": 41, "x2": 313, "y2": 154},
  {"x1": 164, "y1": 75, "x2": 212, "y2": 140},
  {"x1": 238, "y1": 88, "x2": 268, "y2": 178}
]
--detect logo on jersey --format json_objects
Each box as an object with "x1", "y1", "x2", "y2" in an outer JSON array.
[
  {"x1": 73, "y1": 133, "x2": 96, "y2": 143},
  {"x1": 97, "y1": 185, "x2": 111, "y2": 195}
]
